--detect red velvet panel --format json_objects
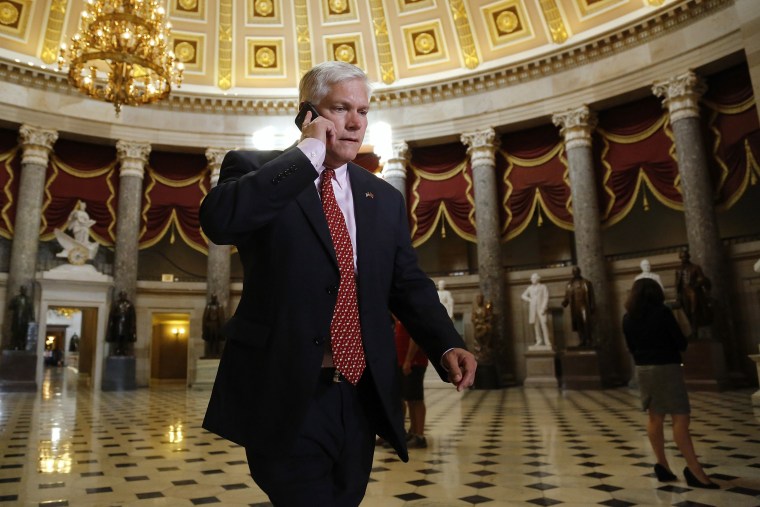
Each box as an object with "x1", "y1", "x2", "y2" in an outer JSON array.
[
  {"x1": 408, "y1": 142, "x2": 475, "y2": 246},
  {"x1": 499, "y1": 125, "x2": 572, "y2": 239},
  {"x1": 41, "y1": 139, "x2": 118, "y2": 244},
  {"x1": 0, "y1": 128, "x2": 20, "y2": 238},
  {"x1": 141, "y1": 151, "x2": 209, "y2": 253}
]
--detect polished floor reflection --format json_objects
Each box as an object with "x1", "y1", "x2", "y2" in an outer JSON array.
[{"x1": 1, "y1": 367, "x2": 759, "y2": 506}]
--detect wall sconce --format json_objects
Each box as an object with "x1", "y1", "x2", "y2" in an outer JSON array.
[{"x1": 171, "y1": 327, "x2": 185, "y2": 339}]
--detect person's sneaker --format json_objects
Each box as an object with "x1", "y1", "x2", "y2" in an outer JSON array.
[{"x1": 407, "y1": 435, "x2": 427, "y2": 449}]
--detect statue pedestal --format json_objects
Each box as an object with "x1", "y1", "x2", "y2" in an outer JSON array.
[
  {"x1": 524, "y1": 349, "x2": 557, "y2": 388},
  {"x1": 750, "y1": 352, "x2": 760, "y2": 407},
  {"x1": 0, "y1": 350, "x2": 37, "y2": 391},
  {"x1": 559, "y1": 349, "x2": 603, "y2": 390},
  {"x1": 191, "y1": 358, "x2": 220, "y2": 390},
  {"x1": 473, "y1": 363, "x2": 499, "y2": 390},
  {"x1": 682, "y1": 339, "x2": 729, "y2": 391},
  {"x1": 101, "y1": 356, "x2": 137, "y2": 391}
]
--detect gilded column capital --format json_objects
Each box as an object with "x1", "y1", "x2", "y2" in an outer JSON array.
[
  {"x1": 116, "y1": 140, "x2": 151, "y2": 179},
  {"x1": 552, "y1": 106, "x2": 597, "y2": 150},
  {"x1": 206, "y1": 147, "x2": 230, "y2": 187},
  {"x1": 461, "y1": 128, "x2": 499, "y2": 166},
  {"x1": 18, "y1": 125, "x2": 58, "y2": 167},
  {"x1": 652, "y1": 70, "x2": 706, "y2": 123},
  {"x1": 382, "y1": 141, "x2": 409, "y2": 181}
]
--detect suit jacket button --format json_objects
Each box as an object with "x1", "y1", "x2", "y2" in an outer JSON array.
[{"x1": 314, "y1": 337, "x2": 325, "y2": 346}]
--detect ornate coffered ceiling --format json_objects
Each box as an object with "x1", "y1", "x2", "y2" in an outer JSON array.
[{"x1": 0, "y1": 0, "x2": 694, "y2": 103}]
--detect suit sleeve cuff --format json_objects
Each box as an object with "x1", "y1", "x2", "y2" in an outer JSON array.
[{"x1": 440, "y1": 348, "x2": 455, "y2": 371}]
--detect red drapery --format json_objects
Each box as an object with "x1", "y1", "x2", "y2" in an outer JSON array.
[
  {"x1": 0, "y1": 128, "x2": 20, "y2": 239},
  {"x1": 702, "y1": 64, "x2": 760, "y2": 209},
  {"x1": 354, "y1": 152, "x2": 381, "y2": 174},
  {"x1": 141, "y1": 151, "x2": 209, "y2": 253},
  {"x1": 407, "y1": 142, "x2": 476, "y2": 247},
  {"x1": 499, "y1": 125, "x2": 572, "y2": 240},
  {"x1": 40, "y1": 139, "x2": 118, "y2": 245},
  {"x1": 595, "y1": 96, "x2": 682, "y2": 226}
]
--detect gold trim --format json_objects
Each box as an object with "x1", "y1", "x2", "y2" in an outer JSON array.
[
  {"x1": 294, "y1": 0, "x2": 312, "y2": 78},
  {"x1": 448, "y1": 0, "x2": 479, "y2": 69},
  {"x1": 0, "y1": 147, "x2": 17, "y2": 238},
  {"x1": 40, "y1": 0, "x2": 68, "y2": 64},
  {"x1": 537, "y1": 0, "x2": 568, "y2": 44},
  {"x1": 368, "y1": 0, "x2": 395, "y2": 84},
  {"x1": 217, "y1": 0, "x2": 233, "y2": 90}
]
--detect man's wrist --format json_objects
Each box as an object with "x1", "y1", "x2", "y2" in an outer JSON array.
[{"x1": 440, "y1": 348, "x2": 455, "y2": 371}]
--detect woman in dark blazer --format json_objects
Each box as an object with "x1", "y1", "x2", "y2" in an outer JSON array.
[{"x1": 623, "y1": 278, "x2": 718, "y2": 489}]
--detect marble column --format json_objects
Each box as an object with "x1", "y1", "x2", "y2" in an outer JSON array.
[
  {"x1": 381, "y1": 141, "x2": 409, "y2": 204},
  {"x1": 114, "y1": 141, "x2": 150, "y2": 302},
  {"x1": 3, "y1": 125, "x2": 58, "y2": 349},
  {"x1": 204, "y1": 148, "x2": 231, "y2": 314},
  {"x1": 461, "y1": 128, "x2": 511, "y2": 385},
  {"x1": 653, "y1": 71, "x2": 736, "y2": 379},
  {"x1": 552, "y1": 107, "x2": 619, "y2": 382}
]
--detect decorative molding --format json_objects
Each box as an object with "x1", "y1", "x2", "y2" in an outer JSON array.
[
  {"x1": 40, "y1": 0, "x2": 68, "y2": 64},
  {"x1": 382, "y1": 141, "x2": 409, "y2": 180},
  {"x1": 0, "y1": 0, "x2": 732, "y2": 115},
  {"x1": 19, "y1": 124, "x2": 58, "y2": 167},
  {"x1": 461, "y1": 128, "x2": 499, "y2": 166},
  {"x1": 116, "y1": 140, "x2": 151, "y2": 179},
  {"x1": 368, "y1": 0, "x2": 395, "y2": 84},
  {"x1": 217, "y1": 0, "x2": 233, "y2": 90},
  {"x1": 449, "y1": 0, "x2": 479, "y2": 69},
  {"x1": 205, "y1": 147, "x2": 229, "y2": 187},
  {"x1": 652, "y1": 70, "x2": 707, "y2": 123},
  {"x1": 552, "y1": 106, "x2": 597, "y2": 150},
  {"x1": 538, "y1": 0, "x2": 568, "y2": 44}
]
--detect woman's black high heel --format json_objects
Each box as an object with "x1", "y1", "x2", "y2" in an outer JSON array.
[
  {"x1": 654, "y1": 463, "x2": 677, "y2": 482},
  {"x1": 683, "y1": 467, "x2": 719, "y2": 489}
]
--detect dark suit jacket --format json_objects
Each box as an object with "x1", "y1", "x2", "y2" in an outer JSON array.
[{"x1": 200, "y1": 148, "x2": 465, "y2": 461}]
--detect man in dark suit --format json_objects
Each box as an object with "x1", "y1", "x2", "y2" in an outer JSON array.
[{"x1": 200, "y1": 61, "x2": 476, "y2": 506}]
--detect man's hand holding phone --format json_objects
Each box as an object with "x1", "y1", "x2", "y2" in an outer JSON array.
[{"x1": 296, "y1": 102, "x2": 335, "y2": 146}]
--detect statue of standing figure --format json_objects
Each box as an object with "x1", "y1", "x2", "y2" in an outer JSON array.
[
  {"x1": 521, "y1": 273, "x2": 552, "y2": 350},
  {"x1": 635, "y1": 259, "x2": 663, "y2": 289},
  {"x1": 106, "y1": 290, "x2": 136, "y2": 356},
  {"x1": 471, "y1": 292, "x2": 495, "y2": 364},
  {"x1": 561, "y1": 266, "x2": 595, "y2": 348},
  {"x1": 675, "y1": 247, "x2": 712, "y2": 332},
  {"x1": 202, "y1": 294, "x2": 226, "y2": 358},
  {"x1": 7, "y1": 286, "x2": 33, "y2": 351},
  {"x1": 437, "y1": 280, "x2": 454, "y2": 319}
]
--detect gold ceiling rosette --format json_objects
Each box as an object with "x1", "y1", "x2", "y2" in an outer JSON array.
[{"x1": 58, "y1": 0, "x2": 184, "y2": 116}]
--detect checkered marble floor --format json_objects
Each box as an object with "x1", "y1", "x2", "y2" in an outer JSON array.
[{"x1": 1, "y1": 368, "x2": 759, "y2": 506}]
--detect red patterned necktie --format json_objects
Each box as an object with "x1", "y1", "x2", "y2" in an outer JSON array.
[{"x1": 321, "y1": 168, "x2": 366, "y2": 384}]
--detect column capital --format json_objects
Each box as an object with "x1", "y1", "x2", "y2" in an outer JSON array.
[
  {"x1": 205, "y1": 147, "x2": 230, "y2": 187},
  {"x1": 116, "y1": 140, "x2": 151, "y2": 179},
  {"x1": 552, "y1": 106, "x2": 597, "y2": 149},
  {"x1": 461, "y1": 128, "x2": 499, "y2": 166},
  {"x1": 652, "y1": 70, "x2": 707, "y2": 123},
  {"x1": 382, "y1": 141, "x2": 409, "y2": 181},
  {"x1": 18, "y1": 125, "x2": 58, "y2": 167}
]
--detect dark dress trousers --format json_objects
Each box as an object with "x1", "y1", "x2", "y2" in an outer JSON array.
[{"x1": 199, "y1": 148, "x2": 466, "y2": 462}]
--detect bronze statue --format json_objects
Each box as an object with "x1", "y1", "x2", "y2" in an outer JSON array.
[
  {"x1": 7, "y1": 286, "x2": 33, "y2": 350},
  {"x1": 202, "y1": 294, "x2": 226, "y2": 358},
  {"x1": 675, "y1": 248, "x2": 712, "y2": 331},
  {"x1": 471, "y1": 292, "x2": 494, "y2": 364},
  {"x1": 561, "y1": 266, "x2": 595, "y2": 348},
  {"x1": 106, "y1": 290, "x2": 136, "y2": 356}
]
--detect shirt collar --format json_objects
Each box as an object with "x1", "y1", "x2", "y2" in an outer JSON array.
[{"x1": 318, "y1": 163, "x2": 349, "y2": 189}]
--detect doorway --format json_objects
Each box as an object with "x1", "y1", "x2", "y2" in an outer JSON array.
[
  {"x1": 150, "y1": 313, "x2": 190, "y2": 386},
  {"x1": 45, "y1": 307, "x2": 98, "y2": 386}
]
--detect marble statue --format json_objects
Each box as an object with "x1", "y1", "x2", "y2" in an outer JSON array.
[
  {"x1": 54, "y1": 200, "x2": 99, "y2": 265},
  {"x1": 437, "y1": 280, "x2": 454, "y2": 319},
  {"x1": 106, "y1": 291, "x2": 136, "y2": 356},
  {"x1": 635, "y1": 259, "x2": 663, "y2": 289},
  {"x1": 521, "y1": 273, "x2": 552, "y2": 350},
  {"x1": 202, "y1": 294, "x2": 226, "y2": 358},
  {"x1": 7, "y1": 286, "x2": 33, "y2": 350}
]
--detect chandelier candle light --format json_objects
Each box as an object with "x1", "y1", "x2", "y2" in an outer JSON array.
[{"x1": 58, "y1": 0, "x2": 184, "y2": 116}]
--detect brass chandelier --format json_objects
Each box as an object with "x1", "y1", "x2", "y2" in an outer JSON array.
[{"x1": 58, "y1": 0, "x2": 184, "y2": 116}]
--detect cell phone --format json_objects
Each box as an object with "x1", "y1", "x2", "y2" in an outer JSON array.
[{"x1": 295, "y1": 102, "x2": 320, "y2": 130}]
